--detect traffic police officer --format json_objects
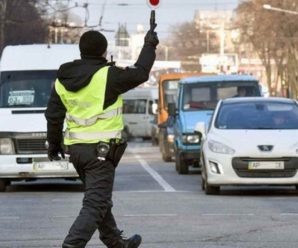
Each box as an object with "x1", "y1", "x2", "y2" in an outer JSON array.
[{"x1": 45, "y1": 26, "x2": 158, "y2": 248}]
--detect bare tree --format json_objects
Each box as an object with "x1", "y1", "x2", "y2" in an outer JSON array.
[
  {"x1": 235, "y1": 0, "x2": 298, "y2": 97},
  {"x1": 167, "y1": 21, "x2": 214, "y2": 71},
  {"x1": 0, "y1": 0, "x2": 48, "y2": 53}
]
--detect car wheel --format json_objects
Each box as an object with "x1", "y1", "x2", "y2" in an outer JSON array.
[
  {"x1": 0, "y1": 179, "x2": 8, "y2": 192},
  {"x1": 201, "y1": 177, "x2": 205, "y2": 191},
  {"x1": 203, "y1": 167, "x2": 219, "y2": 195},
  {"x1": 175, "y1": 152, "x2": 189, "y2": 175},
  {"x1": 204, "y1": 179, "x2": 220, "y2": 195}
]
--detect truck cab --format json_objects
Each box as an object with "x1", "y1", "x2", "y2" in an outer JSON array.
[
  {"x1": 157, "y1": 72, "x2": 208, "y2": 162},
  {"x1": 171, "y1": 74, "x2": 262, "y2": 174},
  {"x1": 0, "y1": 44, "x2": 80, "y2": 191}
]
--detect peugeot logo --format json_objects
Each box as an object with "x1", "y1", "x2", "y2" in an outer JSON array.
[
  {"x1": 45, "y1": 141, "x2": 49, "y2": 149},
  {"x1": 258, "y1": 145, "x2": 273, "y2": 152}
]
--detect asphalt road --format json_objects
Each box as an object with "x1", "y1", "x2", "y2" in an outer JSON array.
[{"x1": 1, "y1": 141, "x2": 298, "y2": 248}]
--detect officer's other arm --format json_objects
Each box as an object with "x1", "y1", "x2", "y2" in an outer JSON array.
[{"x1": 45, "y1": 87, "x2": 66, "y2": 148}]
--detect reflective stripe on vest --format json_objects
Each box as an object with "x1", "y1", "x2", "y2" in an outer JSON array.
[
  {"x1": 65, "y1": 107, "x2": 122, "y2": 126},
  {"x1": 65, "y1": 130, "x2": 122, "y2": 140}
]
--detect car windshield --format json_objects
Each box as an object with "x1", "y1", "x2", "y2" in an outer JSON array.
[
  {"x1": 215, "y1": 101, "x2": 298, "y2": 130},
  {"x1": 182, "y1": 81, "x2": 260, "y2": 111},
  {"x1": 0, "y1": 70, "x2": 57, "y2": 108}
]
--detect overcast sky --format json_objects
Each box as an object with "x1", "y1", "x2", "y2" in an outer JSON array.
[{"x1": 72, "y1": 0, "x2": 239, "y2": 41}]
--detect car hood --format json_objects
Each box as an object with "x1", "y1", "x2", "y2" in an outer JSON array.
[
  {"x1": 181, "y1": 111, "x2": 213, "y2": 133},
  {"x1": 0, "y1": 109, "x2": 48, "y2": 132},
  {"x1": 208, "y1": 129, "x2": 298, "y2": 155}
]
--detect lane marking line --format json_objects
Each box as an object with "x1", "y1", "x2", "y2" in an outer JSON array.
[
  {"x1": 123, "y1": 214, "x2": 177, "y2": 217},
  {"x1": 133, "y1": 154, "x2": 176, "y2": 192}
]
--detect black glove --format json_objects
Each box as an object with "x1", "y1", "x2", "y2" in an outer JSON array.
[
  {"x1": 144, "y1": 29, "x2": 159, "y2": 48},
  {"x1": 48, "y1": 143, "x2": 65, "y2": 161}
]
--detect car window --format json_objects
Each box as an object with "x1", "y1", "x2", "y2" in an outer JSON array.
[
  {"x1": 181, "y1": 82, "x2": 260, "y2": 111},
  {"x1": 215, "y1": 101, "x2": 298, "y2": 129}
]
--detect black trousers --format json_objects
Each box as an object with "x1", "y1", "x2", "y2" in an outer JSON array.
[{"x1": 63, "y1": 143, "x2": 121, "y2": 248}]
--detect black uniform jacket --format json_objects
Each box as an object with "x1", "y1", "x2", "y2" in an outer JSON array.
[{"x1": 45, "y1": 44, "x2": 156, "y2": 146}]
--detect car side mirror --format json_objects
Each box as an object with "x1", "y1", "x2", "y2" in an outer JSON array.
[
  {"x1": 194, "y1": 121, "x2": 206, "y2": 140},
  {"x1": 168, "y1": 103, "x2": 176, "y2": 116}
]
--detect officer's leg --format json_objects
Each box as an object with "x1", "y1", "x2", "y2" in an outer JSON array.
[
  {"x1": 63, "y1": 147, "x2": 115, "y2": 247},
  {"x1": 98, "y1": 206, "x2": 123, "y2": 247}
]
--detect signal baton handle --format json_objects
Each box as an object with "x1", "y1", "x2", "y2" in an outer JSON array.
[{"x1": 150, "y1": 10, "x2": 156, "y2": 32}]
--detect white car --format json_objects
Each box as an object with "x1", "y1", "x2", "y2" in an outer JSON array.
[{"x1": 197, "y1": 97, "x2": 298, "y2": 194}]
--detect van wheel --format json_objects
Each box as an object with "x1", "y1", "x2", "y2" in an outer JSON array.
[
  {"x1": 121, "y1": 127, "x2": 130, "y2": 142},
  {"x1": 0, "y1": 180, "x2": 8, "y2": 192},
  {"x1": 162, "y1": 150, "x2": 172, "y2": 162},
  {"x1": 175, "y1": 153, "x2": 188, "y2": 174}
]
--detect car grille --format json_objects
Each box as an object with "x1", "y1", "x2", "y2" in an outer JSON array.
[
  {"x1": 15, "y1": 138, "x2": 47, "y2": 154},
  {"x1": 232, "y1": 157, "x2": 298, "y2": 178}
]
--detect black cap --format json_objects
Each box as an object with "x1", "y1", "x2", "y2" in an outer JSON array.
[{"x1": 79, "y1": 30, "x2": 108, "y2": 59}]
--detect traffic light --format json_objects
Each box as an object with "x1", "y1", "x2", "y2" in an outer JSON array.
[{"x1": 147, "y1": 0, "x2": 160, "y2": 9}]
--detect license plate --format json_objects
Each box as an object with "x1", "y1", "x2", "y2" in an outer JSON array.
[
  {"x1": 33, "y1": 161, "x2": 69, "y2": 171},
  {"x1": 248, "y1": 161, "x2": 284, "y2": 170}
]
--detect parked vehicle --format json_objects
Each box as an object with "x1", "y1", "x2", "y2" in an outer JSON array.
[
  {"x1": 158, "y1": 72, "x2": 206, "y2": 162},
  {"x1": 0, "y1": 44, "x2": 80, "y2": 191},
  {"x1": 197, "y1": 97, "x2": 298, "y2": 194},
  {"x1": 170, "y1": 74, "x2": 262, "y2": 175},
  {"x1": 122, "y1": 87, "x2": 158, "y2": 140}
]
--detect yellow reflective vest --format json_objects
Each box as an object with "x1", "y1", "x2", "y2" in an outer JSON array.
[{"x1": 55, "y1": 66, "x2": 123, "y2": 145}]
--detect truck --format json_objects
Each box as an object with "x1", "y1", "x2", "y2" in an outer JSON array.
[
  {"x1": 157, "y1": 72, "x2": 210, "y2": 162},
  {"x1": 122, "y1": 87, "x2": 158, "y2": 140},
  {"x1": 169, "y1": 74, "x2": 262, "y2": 174},
  {"x1": 0, "y1": 44, "x2": 80, "y2": 191}
]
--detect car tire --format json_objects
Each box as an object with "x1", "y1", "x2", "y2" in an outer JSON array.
[
  {"x1": 201, "y1": 177, "x2": 205, "y2": 191},
  {"x1": 204, "y1": 180, "x2": 220, "y2": 195},
  {"x1": 0, "y1": 179, "x2": 8, "y2": 192},
  {"x1": 175, "y1": 152, "x2": 189, "y2": 175},
  {"x1": 202, "y1": 168, "x2": 219, "y2": 195}
]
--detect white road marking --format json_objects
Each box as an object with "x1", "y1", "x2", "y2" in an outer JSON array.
[
  {"x1": 202, "y1": 213, "x2": 255, "y2": 216},
  {"x1": 0, "y1": 216, "x2": 20, "y2": 220},
  {"x1": 123, "y1": 214, "x2": 177, "y2": 217},
  {"x1": 133, "y1": 154, "x2": 176, "y2": 192}
]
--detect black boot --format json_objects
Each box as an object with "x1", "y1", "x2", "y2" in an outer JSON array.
[
  {"x1": 121, "y1": 234, "x2": 142, "y2": 248},
  {"x1": 62, "y1": 241, "x2": 86, "y2": 248}
]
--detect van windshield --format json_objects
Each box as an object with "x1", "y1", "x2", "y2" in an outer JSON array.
[
  {"x1": 0, "y1": 70, "x2": 56, "y2": 108},
  {"x1": 182, "y1": 81, "x2": 260, "y2": 111}
]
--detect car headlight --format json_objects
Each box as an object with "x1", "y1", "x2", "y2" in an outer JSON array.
[
  {"x1": 0, "y1": 138, "x2": 15, "y2": 154},
  {"x1": 182, "y1": 134, "x2": 200, "y2": 144},
  {"x1": 208, "y1": 140, "x2": 235, "y2": 154},
  {"x1": 167, "y1": 134, "x2": 174, "y2": 143}
]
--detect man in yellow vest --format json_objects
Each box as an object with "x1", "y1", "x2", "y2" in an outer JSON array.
[{"x1": 45, "y1": 25, "x2": 158, "y2": 248}]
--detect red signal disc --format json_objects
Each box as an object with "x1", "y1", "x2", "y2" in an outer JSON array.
[{"x1": 149, "y1": 0, "x2": 159, "y2": 6}]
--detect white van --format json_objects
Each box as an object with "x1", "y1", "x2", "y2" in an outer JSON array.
[
  {"x1": 122, "y1": 87, "x2": 158, "y2": 140},
  {"x1": 0, "y1": 44, "x2": 80, "y2": 191}
]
